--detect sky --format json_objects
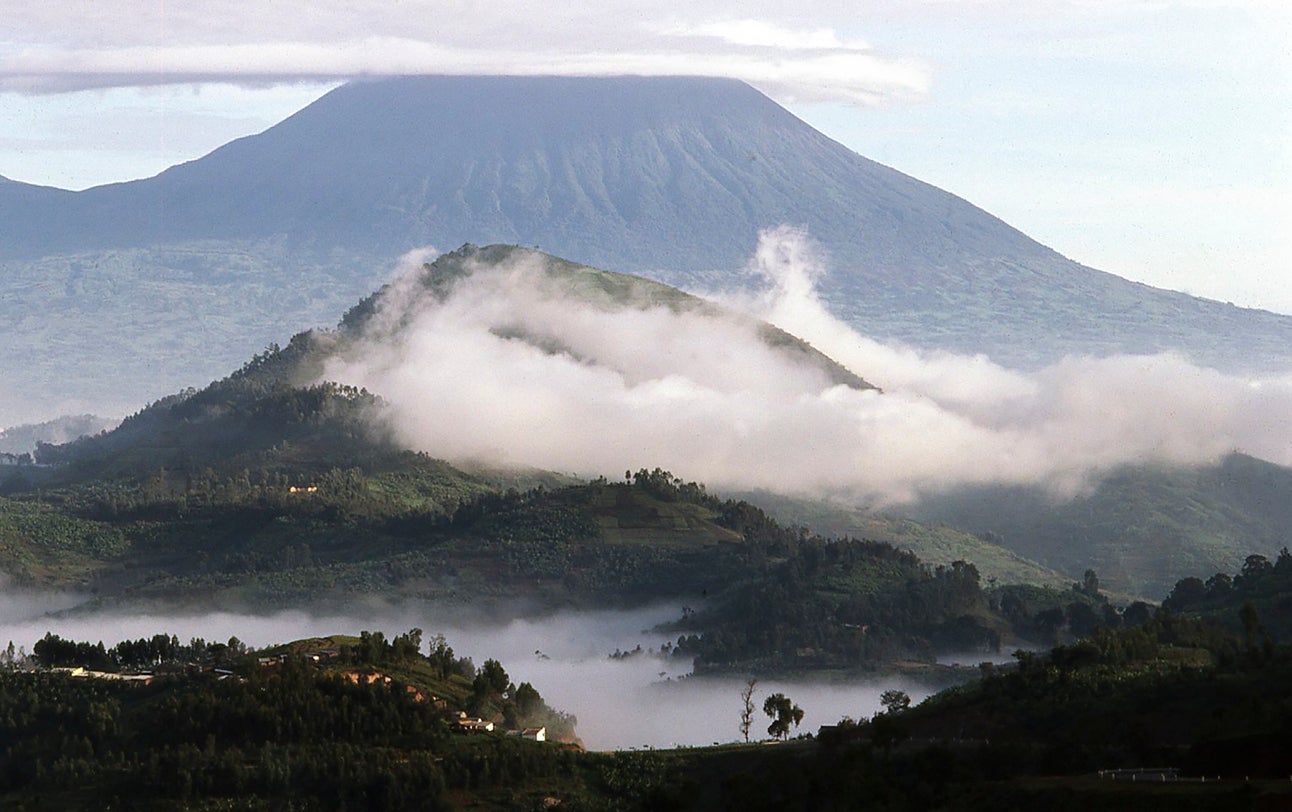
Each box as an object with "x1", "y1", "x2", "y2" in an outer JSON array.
[{"x1": 2, "y1": 1, "x2": 1289, "y2": 312}]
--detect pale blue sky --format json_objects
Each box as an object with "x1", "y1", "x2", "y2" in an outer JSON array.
[{"x1": 2, "y1": 1, "x2": 1288, "y2": 312}]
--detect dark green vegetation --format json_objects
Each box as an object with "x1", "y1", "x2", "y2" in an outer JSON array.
[
  {"x1": 0, "y1": 446, "x2": 1051, "y2": 670},
  {"x1": 7, "y1": 602, "x2": 1292, "y2": 811},
  {"x1": 910, "y1": 452, "x2": 1292, "y2": 598},
  {"x1": 737, "y1": 490, "x2": 1072, "y2": 590},
  {"x1": 614, "y1": 608, "x2": 1292, "y2": 811},
  {"x1": 778, "y1": 614, "x2": 1292, "y2": 810},
  {"x1": 0, "y1": 629, "x2": 593, "y2": 810},
  {"x1": 1163, "y1": 547, "x2": 1292, "y2": 641}
]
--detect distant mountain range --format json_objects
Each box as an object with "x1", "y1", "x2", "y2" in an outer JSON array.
[{"x1": 4, "y1": 75, "x2": 1291, "y2": 426}]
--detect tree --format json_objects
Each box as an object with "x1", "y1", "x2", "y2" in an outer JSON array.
[
  {"x1": 1080, "y1": 569, "x2": 1101, "y2": 598},
  {"x1": 1163, "y1": 577, "x2": 1207, "y2": 611},
  {"x1": 739, "y1": 678, "x2": 758, "y2": 743},
  {"x1": 1122, "y1": 601, "x2": 1154, "y2": 627},
  {"x1": 514, "y1": 682, "x2": 543, "y2": 718},
  {"x1": 762, "y1": 693, "x2": 803, "y2": 741},
  {"x1": 426, "y1": 634, "x2": 455, "y2": 679},
  {"x1": 475, "y1": 658, "x2": 509, "y2": 694},
  {"x1": 1035, "y1": 606, "x2": 1067, "y2": 642},
  {"x1": 1241, "y1": 554, "x2": 1272, "y2": 580},
  {"x1": 471, "y1": 658, "x2": 511, "y2": 713},
  {"x1": 1239, "y1": 600, "x2": 1270, "y2": 659},
  {"x1": 879, "y1": 689, "x2": 911, "y2": 715},
  {"x1": 1066, "y1": 601, "x2": 1100, "y2": 639},
  {"x1": 390, "y1": 628, "x2": 422, "y2": 661}
]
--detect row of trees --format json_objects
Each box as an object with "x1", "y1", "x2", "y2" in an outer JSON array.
[
  {"x1": 30, "y1": 632, "x2": 248, "y2": 671},
  {"x1": 692, "y1": 536, "x2": 1000, "y2": 670}
]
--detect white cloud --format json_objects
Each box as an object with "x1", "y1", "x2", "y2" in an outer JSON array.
[
  {"x1": 665, "y1": 19, "x2": 867, "y2": 51},
  {"x1": 319, "y1": 230, "x2": 1292, "y2": 507},
  {"x1": 0, "y1": 5, "x2": 930, "y2": 107}
]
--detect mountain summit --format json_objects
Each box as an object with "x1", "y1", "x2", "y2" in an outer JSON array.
[
  {"x1": 3, "y1": 75, "x2": 1290, "y2": 423},
  {"x1": 8, "y1": 75, "x2": 984, "y2": 267}
]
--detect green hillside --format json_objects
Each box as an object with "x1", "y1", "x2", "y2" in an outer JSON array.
[
  {"x1": 1, "y1": 462, "x2": 1051, "y2": 670},
  {"x1": 695, "y1": 617, "x2": 1292, "y2": 810},
  {"x1": 734, "y1": 491, "x2": 1071, "y2": 590},
  {"x1": 1161, "y1": 546, "x2": 1292, "y2": 642},
  {"x1": 0, "y1": 628, "x2": 588, "y2": 810},
  {"x1": 25, "y1": 243, "x2": 873, "y2": 487},
  {"x1": 909, "y1": 453, "x2": 1292, "y2": 599}
]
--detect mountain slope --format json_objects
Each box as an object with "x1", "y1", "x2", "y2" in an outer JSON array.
[
  {"x1": 730, "y1": 491, "x2": 1071, "y2": 591},
  {"x1": 342, "y1": 242, "x2": 876, "y2": 392},
  {"x1": 29, "y1": 243, "x2": 873, "y2": 484},
  {"x1": 907, "y1": 453, "x2": 1292, "y2": 598},
  {"x1": 4, "y1": 75, "x2": 1290, "y2": 425},
  {"x1": 2, "y1": 76, "x2": 1024, "y2": 267}
]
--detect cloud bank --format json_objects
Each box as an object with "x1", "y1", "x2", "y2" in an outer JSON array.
[
  {"x1": 0, "y1": 3, "x2": 928, "y2": 106},
  {"x1": 319, "y1": 231, "x2": 1292, "y2": 506}
]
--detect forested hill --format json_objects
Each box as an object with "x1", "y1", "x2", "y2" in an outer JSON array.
[
  {"x1": 26, "y1": 243, "x2": 871, "y2": 485},
  {"x1": 1162, "y1": 547, "x2": 1292, "y2": 642},
  {"x1": 0, "y1": 455, "x2": 1088, "y2": 672},
  {"x1": 908, "y1": 453, "x2": 1292, "y2": 599},
  {"x1": 0, "y1": 628, "x2": 583, "y2": 809}
]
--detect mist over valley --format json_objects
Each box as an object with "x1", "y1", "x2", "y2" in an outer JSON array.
[{"x1": 0, "y1": 597, "x2": 937, "y2": 751}]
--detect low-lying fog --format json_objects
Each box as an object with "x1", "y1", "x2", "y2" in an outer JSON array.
[
  {"x1": 323, "y1": 228, "x2": 1292, "y2": 508},
  {"x1": 0, "y1": 598, "x2": 941, "y2": 750}
]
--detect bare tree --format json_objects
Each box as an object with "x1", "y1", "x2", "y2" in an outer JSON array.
[{"x1": 739, "y1": 678, "x2": 758, "y2": 742}]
